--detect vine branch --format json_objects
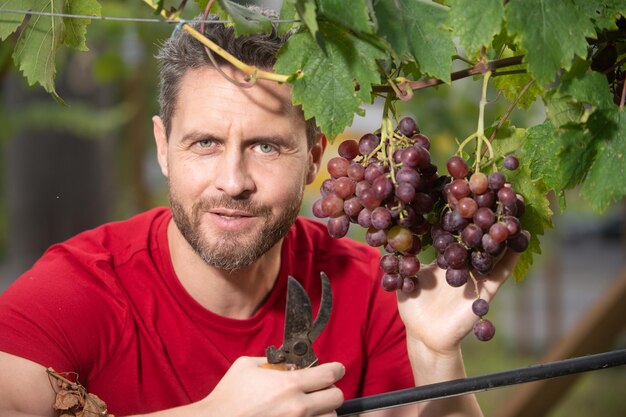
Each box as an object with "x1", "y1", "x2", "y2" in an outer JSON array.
[
  {"x1": 374, "y1": 55, "x2": 526, "y2": 94},
  {"x1": 142, "y1": 0, "x2": 291, "y2": 84}
]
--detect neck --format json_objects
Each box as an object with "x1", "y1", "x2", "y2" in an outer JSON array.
[{"x1": 167, "y1": 219, "x2": 283, "y2": 319}]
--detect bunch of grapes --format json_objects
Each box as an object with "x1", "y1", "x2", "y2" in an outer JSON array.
[
  {"x1": 432, "y1": 154, "x2": 530, "y2": 340},
  {"x1": 312, "y1": 116, "x2": 440, "y2": 293}
]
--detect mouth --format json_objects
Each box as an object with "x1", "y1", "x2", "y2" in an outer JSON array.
[{"x1": 209, "y1": 208, "x2": 256, "y2": 219}]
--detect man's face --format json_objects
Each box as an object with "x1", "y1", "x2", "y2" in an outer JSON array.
[{"x1": 153, "y1": 67, "x2": 323, "y2": 271}]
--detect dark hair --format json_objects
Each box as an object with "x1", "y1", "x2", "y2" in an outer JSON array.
[{"x1": 156, "y1": 11, "x2": 320, "y2": 148}]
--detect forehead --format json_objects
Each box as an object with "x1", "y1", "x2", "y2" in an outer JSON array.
[{"x1": 171, "y1": 66, "x2": 306, "y2": 137}]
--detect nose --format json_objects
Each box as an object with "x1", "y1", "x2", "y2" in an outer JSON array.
[{"x1": 213, "y1": 146, "x2": 256, "y2": 198}]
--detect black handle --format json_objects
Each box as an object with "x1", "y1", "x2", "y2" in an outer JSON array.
[{"x1": 337, "y1": 349, "x2": 626, "y2": 416}]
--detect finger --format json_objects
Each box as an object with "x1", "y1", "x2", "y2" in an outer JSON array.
[
  {"x1": 479, "y1": 249, "x2": 520, "y2": 299},
  {"x1": 293, "y1": 362, "x2": 345, "y2": 393},
  {"x1": 303, "y1": 385, "x2": 344, "y2": 415}
]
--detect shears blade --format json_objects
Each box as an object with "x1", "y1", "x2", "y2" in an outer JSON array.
[{"x1": 265, "y1": 272, "x2": 332, "y2": 369}]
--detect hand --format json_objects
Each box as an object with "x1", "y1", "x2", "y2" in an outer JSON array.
[
  {"x1": 397, "y1": 250, "x2": 519, "y2": 355},
  {"x1": 197, "y1": 356, "x2": 345, "y2": 417}
]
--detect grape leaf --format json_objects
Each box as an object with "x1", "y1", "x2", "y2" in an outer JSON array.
[
  {"x1": 522, "y1": 122, "x2": 564, "y2": 197},
  {"x1": 0, "y1": 0, "x2": 26, "y2": 40},
  {"x1": 372, "y1": 0, "x2": 454, "y2": 82},
  {"x1": 572, "y1": 0, "x2": 626, "y2": 31},
  {"x1": 290, "y1": 0, "x2": 325, "y2": 51},
  {"x1": 277, "y1": 1, "x2": 298, "y2": 36},
  {"x1": 318, "y1": 0, "x2": 373, "y2": 34},
  {"x1": 560, "y1": 70, "x2": 615, "y2": 111},
  {"x1": 275, "y1": 22, "x2": 385, "y2": 139},
  {"x1": 504, "y1": 163, "x2": 553, "y2": 281},
  {"x1": 492, "y1": 49, "x2": 543, "y2": 110},
  {"x1": 11, "y1": 0, "x2": 66, "y2": 102},
  {"x1": 506, "y1": 0, "x2": 596, "y2": 85},
  {"x1": 216, "y1": 0, "x2": 272, "y2": 35},
  {"x1": 581, "y1": 109, "x2": 626, "y2": 212},
  {"x1": 490, "y1": 124, "x2": 552, "y2": 280},
  {"x1": 64, "y1": 0, "x2": 101, "y2": 51},
  {"x1": 449, "y1": 0, "x2": 504, "y2": 58}
]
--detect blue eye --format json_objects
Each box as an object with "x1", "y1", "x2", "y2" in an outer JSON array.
[
  {"x1": 197, "y1": 139, "x2": 214, "y2": 148},
  {"x1": 256, "y1": 143, "x2": 276, "y2": 154}
]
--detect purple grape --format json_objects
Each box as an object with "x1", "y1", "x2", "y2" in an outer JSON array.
[
  {"x1": 312, "y1": 199, "x2": 326, "y2": 218},
  {"x1": 398, "y1": 116, "x2": 419, "y2": 136},
  {"x1": 343, "y1": 197, "x2": 363, "y2": 217},
  {"x1": 461, "y1": 223, "x2": 483, "y2": 248},
  {"x1": 444, "y1": 242, "x2": 468, "y2": 269},
  {"x1": 472, "y1": 298, "x2": 490, "y2": 317},
  {"x1": 508, "y1": 229, "x2": 530, "y2": 252},
  {"x1": 357, "y1": 208, "x2": 372, "y2": 228},
  {"x1": 412, "y1": 133, "x2": 430, "y2": 149},
  {"x1": 320, "y1": 178, "x2": 334, "y2": 197},
  {"x1": 488, "y1": 172, "x2": 505, "y2": 190},
  {"x1": 399, "y1": 255, "x2": 420, "y2": 277},
  {"x1": 371, "y1": 206, "x2": 392, "y2": 230},
  {"x1": 380, "y1": 254, "x2": 399, "y2": 273},
  {"x1": 489, "y1": 222, "x2": 509, "y2": 244},
  {"x1": 358, "y1": 133, "x2": 380, "y2": 156},
  {"x1": 372, "y1": 175, "x2": 394, "y2": 201},
  {"x1": 447, "y1": 156, "x2": 469, "y2": 179},
  {"x1": 412, "y1": 193, "x2": 435, "y2": 214},
  {"x1": 436, "y1": 253, "x2": 449, "y2": 269},
  {"x1": 364, "y1": 162, "x2": 386, "y2": 182},
  {"x1": 321, "y1": 193, "x2": 344, "y2": 217},
  {"x1": 433, "y1": 231, "x2": 455, "y2": 253},
  {"x1": 327, "y1": 157, "x2": 350, "y2": 178},
  {"x1": 401, "y1": 277, "x2": 417, "y2": 293},
  {"x1": 338, "y1": 139, "x2": 359, "y2": 160},
  {"x1": 473, "y1": 319, "x2": 496, "y2": 341},
  {"x1": 365, "y1": 227, "x2": 387, "y2": 247},
  {"x1": 446, "y1": 268, "x2": 469, "y2": 287},
  {"x1": 503, "y1": 155, "x2": 519, "y2": 170},
  {"x1": 334, "y1": 176, "x2": 356, "y2": 199},
  {"x1": 381, "y1": 273, "x2": 402, "y2": 291},
  {"x1": 473, "y1": 207, "x2": 496, "y2": 230},
  {"x1": 347, "y1": 162, "x2": 365, "y2": 181},
  {"x1": 471, "y1": 251, "x2": 494, "y2": 275},
  {"x1": 474, "y1": 190, "x2": 496, "y2": 208},
  {"x1": 327, "y1": 215, "x2": 350, "y2": 238},
  {"x1": 442, "y1": 210, "x2": 469, "y2": 232}
]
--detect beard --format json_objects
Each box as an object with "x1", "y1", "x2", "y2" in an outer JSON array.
[{"x1": 169, "y1": 187, "x2": 303, "y2": 272}]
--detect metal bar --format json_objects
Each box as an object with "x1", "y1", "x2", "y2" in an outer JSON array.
[{"x1": 337, "y1": 349, "x2": 626, "y2": 416}]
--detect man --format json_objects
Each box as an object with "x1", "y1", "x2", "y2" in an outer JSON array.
[{"x1": 0, "y1": 12, "x2": 518, "y2": 417}]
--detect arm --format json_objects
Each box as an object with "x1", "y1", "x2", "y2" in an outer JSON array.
[
  {"x1": 394, "y1": 251, "x2": 520, "y2": 417},
  {"x1": 0, "y1": 352, "x2": 345, "y2": 417}
]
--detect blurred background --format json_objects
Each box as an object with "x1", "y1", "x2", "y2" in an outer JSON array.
[{"x1": 0, "y1": 1, "x2": 624, "y2": 416}]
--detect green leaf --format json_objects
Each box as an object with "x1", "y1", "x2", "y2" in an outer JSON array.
[
  {"x1": 506, "y1": 0, "x2": 596, "y2": 85},
  {"x1": 489, "y1": 124, "x2": 552, "y2": 280},
  {"x1": 449, "y1": 0, "x2": 504, "y2": 58},
  {"x1": 12, "y1": 0, "x2": 66, "y2": 102},
  {"x1": 572, "y1": 0, "x2": 626, "y2": 31},
  {"x1": 558, "y1": 123, "x2": 599, "y2": 189},
  {"x1": 522, "y1": 122, "x2": 564, "y2": 191},
  {"x1": 492, "y1": 49, "x2": 542, "y2": 110},
  {"x1": 216, "y1": 0, "x2": 272, "y2": 35},
  {"x1": 275, "y1": 22, "x2": 385, "y2": 139},
  {"x1": 373, "y1": 0, "x2": 454, "y2": 82},
  {"x1": 505, "y1": 163, "x2": 553, "y2": 281},
  {"x1": 290, "y1": 0, "x2": 325, "y2": 51},
  {"x1": 545, "y1": 91, "x2": 586, "y2": 126},
  {"x1": 318, "y1": 0, "x2": 373, "y2": 34},
  {"x1": 581, "y1": 109, "x2": 626, "y2": 211},
  {"x1": 277, "y1": 0, "x2": 298, "y2": 36},
  {"x1": 64, "y1": 0, "x2": 102, "y2": 51},
  {"x1": 560, "y1": 70, "x2": 616, "y2": 111},
  {"x1": 0, "y1": 0, "x2": 27, "y2": 40}
]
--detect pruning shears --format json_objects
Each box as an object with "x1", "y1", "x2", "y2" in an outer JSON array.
[{"x1": 265, "y1": 272, "x2": 332, "y2": 370}]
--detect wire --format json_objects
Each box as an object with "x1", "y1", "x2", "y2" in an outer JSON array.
[{"x1": 0, "y1": 8, "x2": 299, "y2": 24}]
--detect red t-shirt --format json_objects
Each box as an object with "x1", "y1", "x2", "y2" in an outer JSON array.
[{"x1": 0, "y1": 208, "x2": 413, "y2": 415}]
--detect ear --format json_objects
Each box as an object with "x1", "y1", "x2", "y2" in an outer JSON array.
[
  {"x1": 153, "y1": 116, "x2": 169, "y2": 178},
  {"x1": 306, "y1": 134, "x2": 327, "y2": 184}
]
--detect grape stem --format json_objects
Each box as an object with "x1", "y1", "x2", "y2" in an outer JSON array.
[
  {"x1": 142, "y1": 0, "x2": 291, "y2": 84},
  {"x1": 457, "y1": 71, "x2": 495, "y2": 172}
]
